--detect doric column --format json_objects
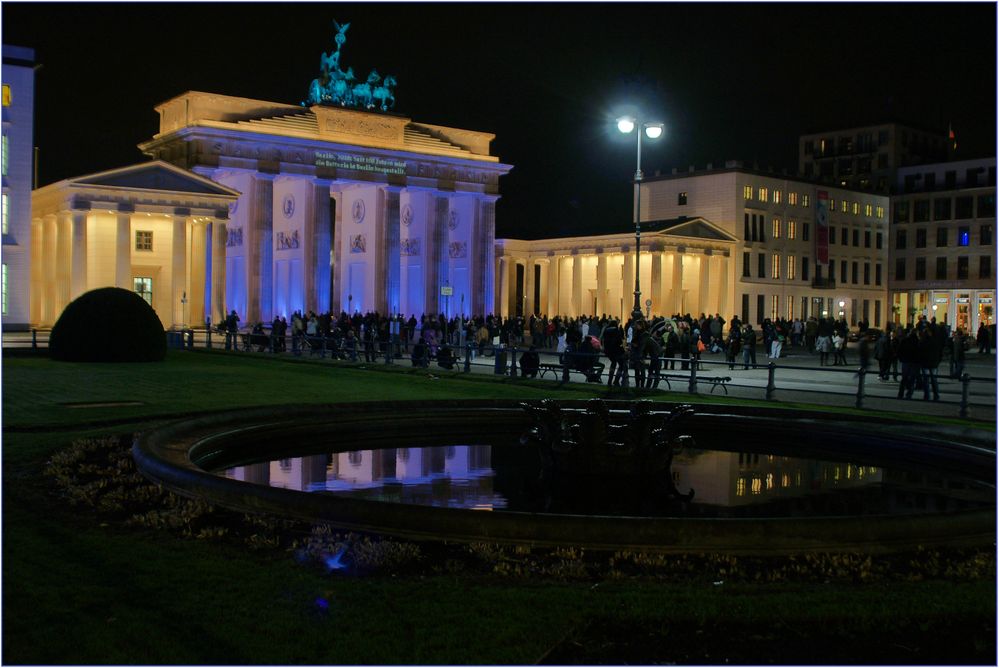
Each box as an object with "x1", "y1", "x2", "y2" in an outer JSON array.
[
  {"x1": 596, "y1": 251, "x2": 607, "y2": 317},
  {"x1": 189, "y1": 219, "x2": 208, "y2": 325},
  {"x1": 698, "y1": 252, "x2": 711, "y2": 316},
  {"x1": 651, "y1": 250, "x2": 663, "y2": 317},
  {"x1": 304, "y1": 180, "x2": 332, "y2": 314},
  {"x1": 498, "y1": 256, "x2": 510, "y2": 318},
  {"x1": 30, "y1": 218, "x2": 42, "y2": 325},
  {"x1": 171, "y1": 215, "x2": 188, "y2": 328},
  {"x1": 672, "y1": 250, "x2": 684, "y2": 314},
  {"x1": 717, "y1": 254, "x2": 730, "y2": 318},
  {"x1": 55, "y1": 211, "x2": 72, "y2": 315},
  {"x1": 114, "y1": 212, "x2": 132, "y2": 290},
  {"x1": 210, "y1": 219, "x2": 227, "y2": 325},
  {"x1": 546, "y1": 256, "x2": 558, "y2": 316},
  {"x1": 571, "y1": 254, "x2": 583, "y2": 317},
  {"x1": 329, "y1": 189, "x2": 343, "y2": 314},
  {"x1": 623, "y1": 250, "x2": 634, "y2": 322},
  {"x1": 70, "y1": 210, "x2": 89, "y2": 301},
  {"x1": 524, "y1": 258, "x2": 536, "y2": 316},
  {"x1": 382, "y1": 187, "x2": 401, "y2": 315},
  {"x1": 42, "y1": 214, "x2": 57, "y2": 324},
  {"x1": 248, "y1": 174, "x2": 274, "y2": 323}
]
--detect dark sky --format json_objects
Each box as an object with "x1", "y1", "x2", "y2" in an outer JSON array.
[{"x1": 3, "y1": 2, "x2": 996, "y2": 239}]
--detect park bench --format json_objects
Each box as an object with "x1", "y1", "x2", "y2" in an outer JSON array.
[
  {"x1": 537, "y1": 361, "x2": 604, "y2": 383},
  {"x1": 659, "y1": 373, "x2": 732, "y2": 394}
]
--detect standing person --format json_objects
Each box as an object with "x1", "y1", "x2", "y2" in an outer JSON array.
[
  {"x1": 951, "y1": 328, "x2": 967, "y2": 380},
  {"x1": 889, "y1": 327, "x2": 902, "y2": 380},
  {"x1": 726, "y1": 328, "x2": 741, "y2": 370},
  {"x1": 832, "y1": 331, "x2": 847, "y2": 366},
  {"x1": 601, "y1": 318, "x2": 627, "y2": 388},
  {"x1": 896, "y1": 329, "x2": 919, "y2": 399},
  {"x1": 662, "y1": 324, "x2": 678, "y2": 370},
  {"x1": 224, "y1": 309, "x2": 240, "y2": 350},
  {"x1": 644, "y1": 328, "x2": 663, "y2": 389},
  {"x1": 917, "y1": 327, "x2": 941, "y2": 401},
  {"x1": 770, "y1": 329, "x2": 784, "y2": 360},
  {"x1": 976, "y1": 322, "x2": 991, "y2": 354},
  {"x1": 629, "y1": 321, "x2": 648, "y2": 389},
  {"x1": 874, "y1": 330, "x2": 892, "y2": 381},
  {"x1": 743, "y1": 324, "x2": 757, "y2": 369}
]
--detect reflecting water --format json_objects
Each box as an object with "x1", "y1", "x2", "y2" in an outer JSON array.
[{"x1": 219, "y1": 444, "x2": 993, "y2": 519}]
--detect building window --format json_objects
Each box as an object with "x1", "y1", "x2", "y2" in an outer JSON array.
[
  {"x1": 915, "y1": 228, "x2": 926, "y2": 248},
  {"x1": 936, "y1": 227, "x2": 948, "y2": 247},
  {"x1": 743, "y1": 252, "x2": 751, "y2": 277},
  {"x1": 955, "y1": 196, "x2": 973, "y2": 219},
  {"x1": 743, "y1": 185, "x2": 753, "y2": 200},
  {"x1": 759, "y1": 216, "x2": 766, "y2": 242},
  {"x1": 830, "y1": 226, "x2": 836, "y2": 245},
  {"x1": 852, "y1": 202, "x2": 859, "y2": 215},
  {"x1": 789, "y1": 192, "x2": 798, "y2": 206},
  {"x1": 841, "y1": 200, "x2": 848, "y2": 213},
  {"x1": 758, "y1": 253, "x2": 765, "y2": 278},
  {"x1": 841, "y1": 260, "x2": 848, "y2": 284},
  {"x1": 895, "y1": 258, "x2": 906, "y2": 281},
  {"x1": 876, "y1": 205, "x2": 884, "y2": 219},
  {"x1": 788, "y1": 220, "x2": 796, "y2": 240},
  {"x1": 876, "y1": 232, "x2": 883, "y2": 249},
  {"x1": 980, "y1": 256, "x2": 992, "y2": 279},
  {"x1": 773, "y1": 190, "x2": 782, "y2": 204},
  {"x1": 802, "y1": 194, "x2": 810, "y2": 207},
  {"x1": 978, "y1": 194, "x2": 996, "y2": 218},
  {"x1": 757, "y1": 294, "x2": 765, "y2": 324},
  {"x1": 787, "y1": 254, "x2": 796, "y2": 280},
  {"x1": 133, "y1": 277, "x2": 153, "y2": 305},
  {"x1": 851, "y1": 261, "x2": 858, "y2": 284},
  {"x1": 933, "y1": 198, "x2": 952, "y2": 221},
  {"x1": 935, "y1": 257, "x2": 947, "y2": 280},
  {"x1": 742, "y1": 293, "x2": 750, "y2": 323},
  {"x1": 864, "y1": 203, "x2": 873, "y2": 217},
  {"x1": 864, "y1": 230, "x2": 871, "y2": 248},
  {"x1": 803, "y1": 223, "x2": 810, "y2": 241},
  {"x1": 913, "y1": 199, "x2": 930, "y2": 222},
  {"x1": 1, "y1": 193, "x2": 7, "y2": 235},
  {"x1": 1, "y1": 85, "x2": 10, "y2": 107},
  {"x1": 759, "y1": 187, "x2": 768, "y2": 202},
  {"x1": 1, "y1": 134, "x2": 7, "y2": 177},
  {"x1": 852, "y1": 229, "x2": 859, "y2": 247},
  {"x1": 744, "y1": 213, "x2": 750, "y2": 240},
  {"x1": 135, "y1": 230, "x2": 153, "y2": 251},
  {"x1": 830, "y1": 198, "x2": 836, "y2": 211},
  {"x1": 896, "y1": 229, "x2": 907, "y2": 249},
  {"x1": 875, "y1": 263, "x2": 882, "y2": 286},
  {"x1": 772, "y1": 218, "x2": 781, "y2": 239},
  {"x1": 772, "y1": 253, "x2": 781, "y2": 279},
  {"x1": 1, "y1": 263, "x2": 6, "y2": 315},
  {"x1": 841, "y1": 227, "x2": 848, "y2": 245},
  {"x1": 829, "y1": 260, "x2": 836, "y2": 282},
  {"x1": 771, "y1": 295, "x2": 779, "y2": 321},
  {"x1": 957, "y1": 256, "x2": 969, "y2": 280},
  {"x1": 981, "y1": 225, "x2": 993, "y2": 245},
  {"x1": 894, "y1": 201, "x2": 910, "y2": 224},
  {"x1": 802, "y1": 257, "x2": 810, "y2": 281},
  {"x1": 915, "y1": 257, "x2": 926, "y2": 280},
  {"x1": 678, "y1": 192, "x2": 688, "y2": 205},
  {"x1": 958, "y1": 227, "x2": 970, "y2": 246},
  {"x1": 863, "y1": 263, "x2": 870, "y2": 285}
]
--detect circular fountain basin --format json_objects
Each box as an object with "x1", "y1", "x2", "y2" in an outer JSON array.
[{"x1": 132, "y1": 400, "x2": 996, "y2": 554}]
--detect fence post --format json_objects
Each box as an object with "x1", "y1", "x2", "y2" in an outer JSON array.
[
  {"x1": 766, "y1": 362, "x2": 777, "y2": 400},
  {"x1": 688, "y1": 357, "x2": 698, "y2": 394},
  {"x1": 855, "y1": 367, "x2": 866, "y2": 409},
  {"x1": 464, "y1": 341, "x2": 473, "y2": 373},
  {"x1": 509, "y1": 345, "x2": 518, "y2": 378},
  {"x1": 206, "y1": 328, "x2": 212, "y2": 350},
  {"x1": 493, "y1": 346, "x2": 505, "y2": 375},
  {"x1": 960, "y1": 373, "x2": 971, "y2": 418},
  {"x1": 31, "y1": 328, "x2": 37, "y2": 350}
]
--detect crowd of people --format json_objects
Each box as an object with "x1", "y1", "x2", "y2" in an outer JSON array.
[{"x1": 218, "y1": 307, "x2": 995, "y2": 400}]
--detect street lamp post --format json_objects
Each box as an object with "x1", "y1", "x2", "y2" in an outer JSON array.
[{"x1": 617, "y1": 116, "x2": 664, "y2": 323}]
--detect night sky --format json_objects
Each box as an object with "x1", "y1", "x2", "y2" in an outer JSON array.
[{"x1": 3, "y1": 2, "x2": 996, "y2": 239}]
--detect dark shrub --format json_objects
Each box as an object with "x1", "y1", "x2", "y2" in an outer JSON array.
[{"x1": 49, "y1": 287, "x2": 167, "y2": 362}]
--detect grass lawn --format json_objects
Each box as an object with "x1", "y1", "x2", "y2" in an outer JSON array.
[{"x1": 2, "y1": 350, "x2": 995, "y2": 664}]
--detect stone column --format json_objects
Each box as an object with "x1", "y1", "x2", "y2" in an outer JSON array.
[
  {"x1": 248, "y1": 175, "x2": 274, "y2": 324},
  {"x1": 718, "y1": 254, "x2": 731, "y2": 318},
  {"x1": 623, "y1": 249, "x2": 634, "y2": 322},
  {"x1": 651, "y1": 250, "x2": 663, "y2": 317},
  {"x1": 498, "y1": 256, "x2": 510, "y2": 318},
  {"x1": 30, "y1": 218, "x2": 42, "y2": 325},
  {"x1": 114, "y1": 212, "x2": 132, "y2": 290},
  {"x1": 672, "y1": 251, "x2": 683, "y2": 314},
  {"x1": 596, "y1": 251, "x2": 607, "y2": 317},
  {"x1": 210, "y1": 219, "x2": 227, "y2": 326},
  {"x1": 698, "y1": 252, "x2": 711, "y2": 316},
  {"x1": 546, "y1": 256, "x2": 558, "y2": 316},
  {"x1": 55, "y1": 211, "x2": 72, "y2": 315},
  {"x1": 524, "y1": 258, "x2": 536, "y2": 316},
  {"x1": 172, "y1": 216, "x2": 188, "y2": 328},
  {"x1": 42, "y1": 214, "x2": 57, "y2": 325},
  {"x1": 571, "y1": 254, "x2": 583, "y2": 317},
  {"x1": 330, "y1": 190, "x2": 343, "y2": 314},
  {"x1": 70, "y1": 210, "x2": 89, "y2": 301},
  {"x1": 382, "y1": 187, "x2": 401, "y2": 315},
  {"x1": 189, "y1": 219, "x2": 208, "y2": 325}
]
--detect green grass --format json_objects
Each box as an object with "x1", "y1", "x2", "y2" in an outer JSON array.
[{"x1": 2, "y1": 351, "x2": 995, "y2": 664}]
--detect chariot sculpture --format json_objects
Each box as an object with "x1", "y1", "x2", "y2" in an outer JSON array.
[{"x1": 305, "y1": 20, "x2": 398, "y2": 112}]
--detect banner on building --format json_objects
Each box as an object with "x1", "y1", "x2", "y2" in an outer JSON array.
[{"x1": 815, "y1": 190, "x2": 829, "y2": 265}]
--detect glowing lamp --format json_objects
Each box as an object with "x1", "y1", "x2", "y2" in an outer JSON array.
[
  {"x1": 644, "y1": 123, "x2": 664, "y2": 139},
  {"x1": 616, "y1": 116, "x2": 636, "y2": 134}
]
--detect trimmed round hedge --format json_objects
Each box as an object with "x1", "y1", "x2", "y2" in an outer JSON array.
[{"x1": 49, "y1": 287, "x2": 167, "y2": 362}]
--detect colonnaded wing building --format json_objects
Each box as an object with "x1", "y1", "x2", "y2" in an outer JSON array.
[{"x1": 25, "y1": 28, "x2": 511, "y2": 330}]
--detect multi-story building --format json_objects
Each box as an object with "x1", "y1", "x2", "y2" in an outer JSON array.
[
  {"x1": 497, "y1": 163, "x2": 890, "y2": 328},
  {"x1": 2, "y1": 45, "x2": 36, "y2": 331},
  {"x1": 799, "y1": 122, "x2": 949, "y2": 194},
  {"x1": 890, "y1": 158, "x2": 996, "y2": 333}
]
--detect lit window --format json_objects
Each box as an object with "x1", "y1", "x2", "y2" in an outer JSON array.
[
  {"x1": 133, "y1": 277, "x2": 153, "y2": 305},
  {"x1": 135, "y1": 230, "x2": 153, "y2": 251},
  {"x1": 759, "y1": 187, "x2": 768, "y2": 202},
  {"x1": 959, "y1": 227, "x2": 970, "y2": 246},
  {"x1": 751, "y1": 477, "x2": 762, "y2": 495},
  {"x1": 772, "y1": 253, "x2": 781, "y2": 279},
  {"x1": 786, "y1": 296, "x2": 794, "y2": 321},
  {"x1": 771, "y1": 295, "x2": 779, "y2": 320},
  {"x1": 788, "y1": 220, "x2": 797, "y2": 240},
  {"x1": 841, "y1": 200, "x2": 849, "y2": 213},
  {"x1": 772, "y1": 218, "x2": 781, "y2": 238},
  {"x1": 1, "y1": 85, "x2": 10, "y2": 107},
  {"x1": 743, "y1": 185, "x2": 753, "y2": 200},
  {"x1": 803, "y1": 194, "x2": 810, "y2": 207},
  {"x1": 736, "y1": 477, "x2": 746, "y2": 497},
  {"x1": 789, "y1": 192, "x2": 798, "y2": 206},
  {"x1": 1, "y1": 193, "x2": 7, "y2": 235},
  {"x1": 876, "y1": 205, "x2": 884, "y2": 219},
  {"x1": 864, "y1": 203, "x2": 873, "y2": 217},
  {"x1": 781, "y1": 473, "x2": 790, "y2": 488},
  {"x1": 766, "y1": 473, "x2": 774, "y2": 490},
  {"x1": 852, "y1": 202, "x2": 859, "y2": 215},
  {"x1": 773, "y1": 190, "x2": 782, "y2": 204},
  {"x1": 787, "y1": 254, "x2": 796, "y2": 280},
  {"x1": 1, "y1": 263, "x2": 6, "y2": 315},
  {"x1": 1, "y1": 134, "x2": 7, "y2": 176}
]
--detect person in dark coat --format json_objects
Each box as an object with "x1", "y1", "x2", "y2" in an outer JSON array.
[
  {"x1": 601, "y1": 319, "x2": 627, "y2": 387},
  {"x1": 951, "y1": 329, "x2": 967, "y2": 380},
  {"x1": 896, "y1": 329, "x2": 919, "y2": 399},
  {"x1": 519, "y1": 346, "x2": 540, "y2": 378},
  {"x1": 916, "y1": 327, "x2": 941, "y2": 401}
]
